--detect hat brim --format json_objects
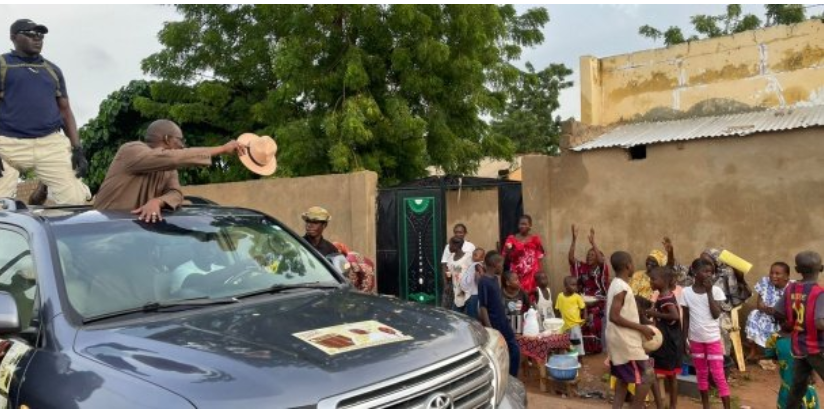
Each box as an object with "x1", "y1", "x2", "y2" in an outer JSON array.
[{"x1": 237, "y1": 133, "x2": 277, "y2": 176}]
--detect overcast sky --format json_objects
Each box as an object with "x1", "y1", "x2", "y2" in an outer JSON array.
[{"x1": 1, "y1": 4, "x2": 770, "y2": 127}]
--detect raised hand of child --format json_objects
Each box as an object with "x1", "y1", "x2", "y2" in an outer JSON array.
[
  {"x1": 662, "y1": 236, "x2": 673, "y2": 254},
  {"x1": 571, "y1": 224, "x2": 578, "y2": 240},
  {"x1": 588, "y1": 228, "x2": 595, "y2": 246}
]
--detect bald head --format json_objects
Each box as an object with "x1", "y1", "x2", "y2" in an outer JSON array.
[
  {"x1": 795, "y1": 251, "x2": 823, "y2": 278},
  {"x1": 145, "y1": 119, "x2": 183, "y2": 148}
]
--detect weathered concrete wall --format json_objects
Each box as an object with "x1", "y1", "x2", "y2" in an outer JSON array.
[
  {"x1": 183, "y1": 171, "x2": 378, "y2": 262},
  {"x1": 523, "y1": 127, "x2": 824, "y2": 298},
  {"x1": 445, "y1": 188, "x2": 500, "y2": 253},
  {"x1": 582, "y1": 20, "x2": 824, "y2": 126}
]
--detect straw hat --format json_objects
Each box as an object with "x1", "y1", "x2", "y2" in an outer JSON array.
[
  {"x1": 302, "y1": 206, "x2": 331, "y2": 222},
  {"x1": 237, "y1": 133, "x2": 277, "y2": 176}
]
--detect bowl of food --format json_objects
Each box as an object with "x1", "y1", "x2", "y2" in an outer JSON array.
[{"x1": 583, "y1": 295, "x2": 598, "y2": 306}]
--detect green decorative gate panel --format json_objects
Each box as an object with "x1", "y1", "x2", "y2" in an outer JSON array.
[{"x1": 400, "y1": 196, "x2": 441, "y2": 306}]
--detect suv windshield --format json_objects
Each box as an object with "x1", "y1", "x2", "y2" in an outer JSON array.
[{"x1": 52, "y1": 214, "x2": 340, "y2": 320}]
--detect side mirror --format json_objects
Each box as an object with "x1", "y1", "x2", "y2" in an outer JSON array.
[{"x1": 0, "y1": 292, "x2": 20, "y2": 335}]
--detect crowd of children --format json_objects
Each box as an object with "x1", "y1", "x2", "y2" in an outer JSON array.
[{"x1": 441, "y1": 222, "x2": 824, "y2": 409}]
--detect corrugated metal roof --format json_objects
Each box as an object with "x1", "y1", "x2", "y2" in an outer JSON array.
[{"x1": 572, "y1": 105, "x2": 824, "y2": 152}]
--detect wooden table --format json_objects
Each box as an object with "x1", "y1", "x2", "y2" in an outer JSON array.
[{"x1": 516, "y1": 333, "x2": 572, "y2": 392}]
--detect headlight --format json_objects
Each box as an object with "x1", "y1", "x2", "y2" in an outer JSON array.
[{"x1": 481, "y1": 327, "x2": 509, "y2": 407}]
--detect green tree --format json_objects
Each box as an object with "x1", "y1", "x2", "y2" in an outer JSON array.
[
  {"x1": 640, "y1": 4, "x2": 809, "y2": 47},
  {"x1": 81, "y1": 81, "x2": 153, "y2": 192},
  {"x1": 141, "y1": 5, "x2": 552, "y2": 185},
  {"x1": 491, "y1": 62, "x2": 572, "y2": 155}
]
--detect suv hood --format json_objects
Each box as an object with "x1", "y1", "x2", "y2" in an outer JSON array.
[{"x1": 73, "y1": 289, "x2": 486, "y2": 408}]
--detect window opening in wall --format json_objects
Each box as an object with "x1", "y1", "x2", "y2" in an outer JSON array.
[{"x1": 628, "y1": 145, "x2": 647, "y2": 160}]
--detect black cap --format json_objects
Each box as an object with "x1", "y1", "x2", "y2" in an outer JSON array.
[{"x1": 10, "y1": 19, "x2": 49, "y2": 35}]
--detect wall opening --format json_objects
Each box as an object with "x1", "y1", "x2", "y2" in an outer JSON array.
[{"x1": 628, "y1": 145, "x2": 647, "y2": 160}]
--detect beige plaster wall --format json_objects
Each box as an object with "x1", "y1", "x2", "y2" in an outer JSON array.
[
  {"x1": 183, "y1": 171, "x2": 378, "y2": 262},
  {"x1": 445, "y1": 188, "x2": 500, "y2": 253},
  {"x1": 522, "y1": 127, "x2": 824, "y2": 298},
  {"x1": 582, "y1": 20, "x2": 824, "y2": 126}
]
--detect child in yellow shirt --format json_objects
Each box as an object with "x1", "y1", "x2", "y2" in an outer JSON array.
[{"x1": 556, "y1": 276, "x2": 587, "y2": 361}]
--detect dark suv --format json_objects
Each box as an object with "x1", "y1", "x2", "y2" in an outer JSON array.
[{"x1": 0, "y1": 200, "x2": 526, "y2": 409}]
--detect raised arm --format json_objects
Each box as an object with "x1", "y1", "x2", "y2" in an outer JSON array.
[
  {"x1": 122, "y1": 141, "x2": 243, "y2": 174},
  {"x1": 663, "y1": 237, "x2": 675, "y2": 268},
  {"x1": 589, "y1": 228, "x2": 605, "y2": 265},
  {"x1": 568, "y1": 225, "x2": 578, "y2": 266}
]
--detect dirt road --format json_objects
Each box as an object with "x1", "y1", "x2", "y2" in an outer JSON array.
[{"x1": 525, "y1": 354, "x2": 811, "y2": 409}]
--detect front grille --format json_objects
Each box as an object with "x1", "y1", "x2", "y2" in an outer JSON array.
[{"x1": 318, "y1": 349, "x2": 495, "y2": 409}]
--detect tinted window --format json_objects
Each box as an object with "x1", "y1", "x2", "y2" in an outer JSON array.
[{"x1": 53, "y1": 215, "x2": 339, "y2": 319}]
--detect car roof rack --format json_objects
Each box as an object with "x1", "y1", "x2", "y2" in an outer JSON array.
[{"x1": 0, "y1": 198, "x2": 27, "y2": 211}]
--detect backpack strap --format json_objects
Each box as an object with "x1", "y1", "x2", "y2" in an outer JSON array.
[
  {"x1": 0, "y1": 54, "x2": 7, "y2": 100},
  {"x1": 0, "y1": 54, "x2": 63, "y2": 100},
  {"x1": 41, "y1": 60, "x2": 63, "y2": 98}
]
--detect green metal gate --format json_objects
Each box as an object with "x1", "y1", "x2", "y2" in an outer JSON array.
[{"x1": 399, "y1": 193, "x2": 443, "y2": 306}]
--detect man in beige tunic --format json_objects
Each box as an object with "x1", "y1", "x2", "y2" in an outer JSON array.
[{"x1": 93, "y1": 119, "x2": 244, "y2": 222}]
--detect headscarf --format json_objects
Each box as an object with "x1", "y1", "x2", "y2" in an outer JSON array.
[
  {"x1": 333, "y1": 242, "x2": 350, "y2": 256},
  {"x1": 648, "y1": 249, "x2": 667, "y2": 267},
  {"x1": 630, "y1": 249, "x2": 668, "y2": 301}
]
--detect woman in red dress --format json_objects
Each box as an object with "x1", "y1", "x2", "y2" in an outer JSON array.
[{"x1": 502, "y1": 215, "x2": 545, "y2": 299}]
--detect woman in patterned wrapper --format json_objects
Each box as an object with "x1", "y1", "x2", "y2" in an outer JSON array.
[
  {"x1": 502, "y1": 215, "x2": 544, "y2": 302},
  {"x1": 568, "y1": 225, "x2": 608, "y2": 354},
  {"x1": 333, "y1": 242, "x2": 377, "y2": 294}
]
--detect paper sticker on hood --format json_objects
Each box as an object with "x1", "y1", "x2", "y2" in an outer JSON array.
[{"x1": 293, "y1": 320, "x2": 412, "y2": 356}]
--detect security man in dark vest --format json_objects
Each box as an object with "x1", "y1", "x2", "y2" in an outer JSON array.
[{"x1": 0, "y1": 19, "x2": 90, "y2": 205}]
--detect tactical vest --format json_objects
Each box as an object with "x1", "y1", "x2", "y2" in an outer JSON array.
[{"x1": 0, "y1": 53, "x2": 63, "y2": 100}]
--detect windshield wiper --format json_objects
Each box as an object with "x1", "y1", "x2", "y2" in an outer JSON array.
[
  {"x1": 82, "y1": 296, "x2": 239, "y2": 324},
  {"x1": 235, "y1": 282, "x2": 340, "y2": 300}
]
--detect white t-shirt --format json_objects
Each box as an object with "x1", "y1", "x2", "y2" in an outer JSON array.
[
  {"x1": 440, "y1": 241, "x2": 476, "y2": 264},
  {"x1": 446, "y1": 253, "x2": 473, "y2": 307},
  {"x1": 681, "y1": 286, "x2": 727, "y2": 343}
]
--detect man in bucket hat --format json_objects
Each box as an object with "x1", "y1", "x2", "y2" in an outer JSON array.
[{"x1": 302, "y1": 206, "x2": 339, "y2": 257}]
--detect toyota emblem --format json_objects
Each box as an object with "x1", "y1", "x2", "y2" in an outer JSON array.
[{"x1": 425, "y1": 392, "x2": 454, "y2": 409}]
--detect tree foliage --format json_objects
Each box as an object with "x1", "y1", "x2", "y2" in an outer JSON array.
[
  {"x1": 137, "y1": 5, "x2": 557, "y2": 186},
  {"x1": 639, "y1": 4, "x2": 810, "y2": 47},
  {"x1": 491, "y1": 62, "x2": 572, "y2": 155}
]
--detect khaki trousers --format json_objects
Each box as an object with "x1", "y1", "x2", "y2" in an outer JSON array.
[{"x1": 0, "y1": 133, "x2": 91, "y2": 205}]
